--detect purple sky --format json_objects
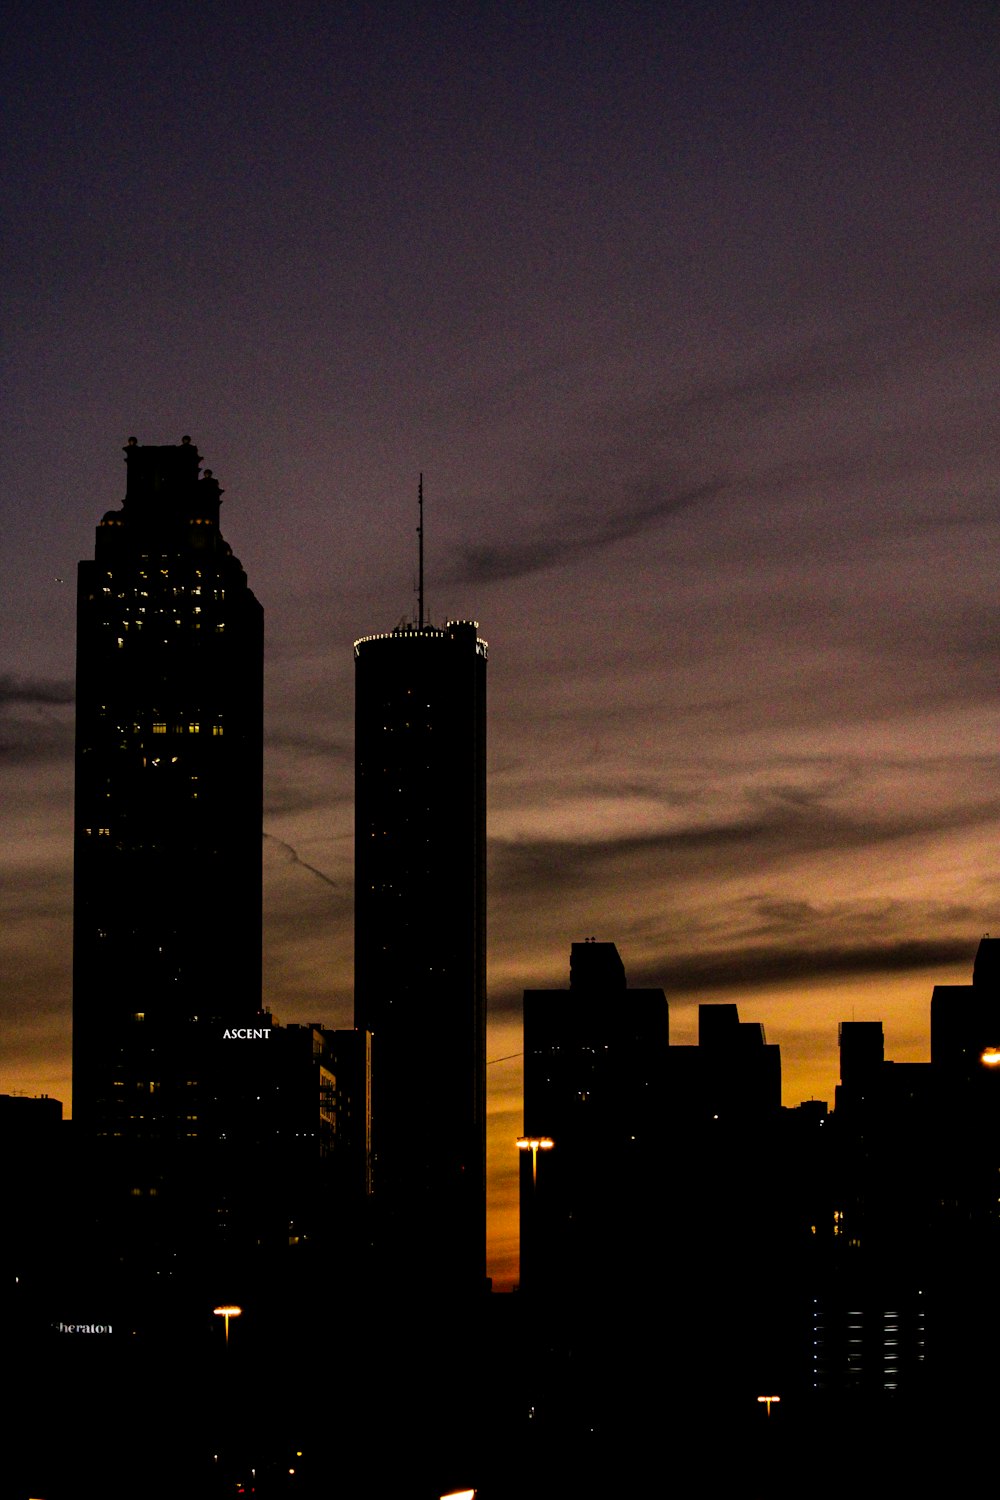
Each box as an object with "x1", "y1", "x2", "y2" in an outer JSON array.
[{"x1": 3, "y1": 0, "x2": 998, "y2": 1286}]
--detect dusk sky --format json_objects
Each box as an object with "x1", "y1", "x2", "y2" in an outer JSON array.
[{"x1": 3, "y1": 0, "x2": 997, "y2": 1287}]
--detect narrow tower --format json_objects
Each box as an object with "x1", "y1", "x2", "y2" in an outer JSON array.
[
  {"x1": 73, "y1": 437, "x2": 263, "y2": 1144},
  {"x1": 354, "y1": 496, "x2": 487, "y2": 1293}
]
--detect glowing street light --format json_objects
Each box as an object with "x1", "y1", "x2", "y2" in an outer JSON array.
[
  {"x1": 981, "y1": 1047, "x2": 1000, "y2": 1067},
  {"x1": 757, "y1": 1394, "x2": 781, "y2": 1417},
  {"x1": 213, "y1": 1304, "x2": 242, "y2": 1343},
  {"x1": 440, "y1": 1491, "x2": 476, "y2": 1499},
  {"x1": 517, "y1": 1136, "x2": 554, "y2": 1188}
]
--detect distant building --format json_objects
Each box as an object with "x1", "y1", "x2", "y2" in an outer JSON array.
[
  {"x1": 810, "y1": 939, "x2": 1000, "y2": 1399},
  {"x1": 929, "y1": 935, "x2": 1000, "y2": 1238},
  {"x1": 696, "y1": 1001, "x2": 782, "y2": 1120},
  {"x1": 354, "y1": 618, "x2": 487, "y2": 1292},
  {"x1": 520, "y1": 940, "x2": 669, "y2": 1295},
  {"x1": 931, "y1": 935, "x2": 1000, "y2": 1085}
]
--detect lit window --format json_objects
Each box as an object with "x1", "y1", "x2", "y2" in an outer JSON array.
[
  {"x1": 188, "y1": 723, "x2": 200, "y2": 733},
  {"x1": 153, "y1": 723, "x2": 166, "y2": 734}
]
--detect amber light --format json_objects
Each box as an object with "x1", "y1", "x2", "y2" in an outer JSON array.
[{"x1": 213, "y1": 1304, "x2": 242, "y2": 1342}]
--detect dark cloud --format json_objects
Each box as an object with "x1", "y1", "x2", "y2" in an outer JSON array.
[
  {"x1": 263, "y1": 779, "x2": 350, "y2": 818},
  {"x1": 486, "y1": 933, "x2": 978, "y2": 1024},
  {"x1": 455, "y1": 539, "x2": 567, "y2": 585},
  {"x1": 444, "y1": 274, "x2": 998, "y2": 592},
  {"x1": 453, "y1": 480, "x2": 726, "y2": 585},
  {"x1": 264, "y1": 730, "x2": 352, "y2": 760},
  {"x1": 0, "y1": 674, "x2": 75, "y2": 763},
  {"x1": 263, "y1": 832, "x2": 342, "y2": 891},
  {"x1": 0, "y1": 674, "x2": 74, "y2": 708},
  {"x1": 630, "y1": 935, "x2": 978, "y2": 997},
  {"x1": 664, "y1": 285, "x2": 999, "y2": 428},
  {"x1": 490, "y1": 788, "x2": 1000, "y2": 898}
]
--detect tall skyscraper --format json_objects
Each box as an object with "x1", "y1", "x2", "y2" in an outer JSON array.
[
  {"x1": 354, "y1": 616, "x2": 487, "y2": 1292},
  {"x1": 73, "y1": 437, "x2": 263, "y2": 1146}
]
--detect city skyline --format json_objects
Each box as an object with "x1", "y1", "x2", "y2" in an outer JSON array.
[{"x1": 2, "y1": 2, "x2": 998, "y2": 1290}]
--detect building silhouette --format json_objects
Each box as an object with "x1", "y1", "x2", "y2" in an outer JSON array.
[
  {"x1": 69, "y1": 437, "x2": 267, "y2": 1303},
  {"x1": 73, "y1": 437, "x2": 263, "y2": 1144},
  {"x1": 354, "y1": 618, "x2": 487, "y2": 1292},
  {"x1": 520, "y1": 940, "x2": 669, "y2": 1296}
]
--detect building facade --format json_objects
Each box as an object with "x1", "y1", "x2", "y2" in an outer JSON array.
[
  {"x1": 354, "y1": 619, "x2": 487, "y2": 1292},
  {"x1": 73, "y1": 437, "x2": 263, "y2": 1147}
]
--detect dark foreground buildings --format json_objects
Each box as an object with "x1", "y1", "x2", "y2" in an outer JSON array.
[
  {"x1": 354, "y1": 618, "x2": 488, "y2": 1292},
  {"x1": 519, "y1": 935, "x2": 1000, "y2": 1450},
  {"x1": 520, "y1": 941, "x2": 791, "y2": 1422}
]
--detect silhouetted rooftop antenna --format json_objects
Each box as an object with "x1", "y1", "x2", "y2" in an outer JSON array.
[{"x1": 417, "y1": 472, "x2": 425, "y2": 628}]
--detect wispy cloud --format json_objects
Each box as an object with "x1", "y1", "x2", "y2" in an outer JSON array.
[
  {"x1": 445, "y1": 278, "x2": 998, "y2": 587},
  {"x1": 452, "y1": 479, "x2": 726, "y2": 585},
  {"x1": 630, "y1": 935, "x2": 978, "y2": 997},
  {"x1": 487, "y1": 900, "x2": 982, "y2": 1021},
  {"x1": 0, "y1": 675, "x2": 74, "y2": 764},
  {"x1": 490, "y1": 787, "x2": 1000, "y2": 897},
  {"x1": 263, "y1": 831, "x2": 342, "y2": 891},
  {"x1": 0, "y1": 674, "x2": 74, "y2": 708}
]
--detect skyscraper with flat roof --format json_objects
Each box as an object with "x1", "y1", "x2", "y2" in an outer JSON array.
[
  {"x1": 73, "y1": 437, "x2": 263, "y2": 1145},
  {"x1": 354, "y1": 617, "x2": 487, "y2": 1292}
]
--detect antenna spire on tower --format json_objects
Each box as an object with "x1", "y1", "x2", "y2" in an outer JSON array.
[{"x1": 417, "y1": 472, "x2": 425, "y2": 628}]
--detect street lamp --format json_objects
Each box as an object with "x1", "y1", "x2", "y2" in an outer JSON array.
[
  {"x1": 213, "y1": 1304, "x2": 242, "y2": 1343},
  {"x1": 757, "y1": 1394, "x2": 781, "y2": 1417},
  {"x1": 517, "y1": 1136, "x2": 554, "y2": 1188}
]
